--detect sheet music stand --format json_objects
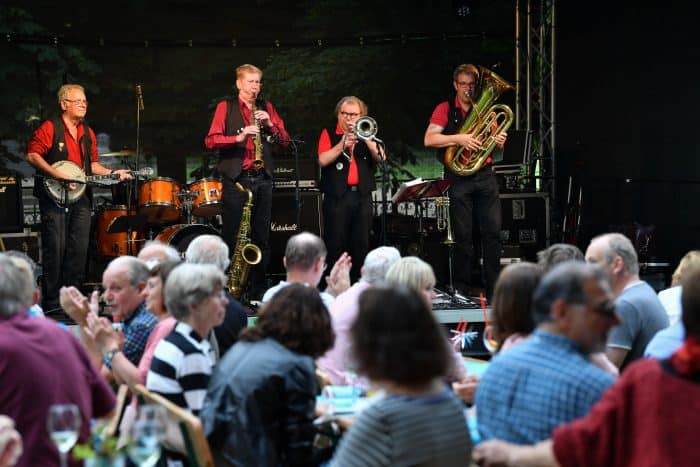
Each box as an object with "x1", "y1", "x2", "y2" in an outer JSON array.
[
  {"x1": 391, "y1": 179, "x2": 453, "y2": 204},
  {"x1": 106, "y1": 213, "x2": 148, "y2": 256}
]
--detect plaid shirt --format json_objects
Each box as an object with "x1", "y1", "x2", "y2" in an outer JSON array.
[
  {"x1": 121, "y1": 303, "x2": 158, "y2": 366},
  {"x1": 475, "y1": 330, "x2": 614, "y2": 444}
]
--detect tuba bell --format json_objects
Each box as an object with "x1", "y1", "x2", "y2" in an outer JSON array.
[{"x1": 443, "y1": 66, "x2": 514, "y2": 177}]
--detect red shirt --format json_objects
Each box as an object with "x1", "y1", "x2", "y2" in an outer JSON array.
[
  {"x1": 204, "y1": 97, "x2": 290, "y2": 170},
  {"x1": 552, "y1": 358, "x2": 700, "y2": 467},
  {"x1": 429, "y1": 96, "x2": 492, "y2": 167},
  {"x1": 317, "y1": 125, "x2": 359, "y2": 185},
  {"x1": 27, "y1": 117, "x2": 99, "y2": 168}
]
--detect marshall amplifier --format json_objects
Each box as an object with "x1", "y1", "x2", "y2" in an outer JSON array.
[
  {"x1": 272, "y1": 153, "x2": 319, "y2": 186},
  {"x1": 269, "y1": 190, "x2": 323, "y2": 275},
  {"x1": 0, "y1": 173, "x2": 23, "y2": 233}
]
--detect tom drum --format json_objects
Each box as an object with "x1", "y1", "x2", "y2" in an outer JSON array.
[
  {"x1": 189, "y1": 178, "x2": 223, "y2": 217},
  {"x1": 138, "y1": 177, "x2": 182, "y2": 223}
]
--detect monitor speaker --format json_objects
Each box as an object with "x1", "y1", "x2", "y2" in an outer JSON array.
[
  {"x1": 0, "y1": 173, "x2": 23, "y2": 233},
  {"x1": 268, "y1": 190, "x2": 322, "y2": 275}
]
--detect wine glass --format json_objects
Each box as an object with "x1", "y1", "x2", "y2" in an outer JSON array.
[
  {"x1": 47, "y1": 403, "x2": 81, "y2": 467},
  {"x1": 127, "y1": 404, "x2": 166, "y2": 467}
]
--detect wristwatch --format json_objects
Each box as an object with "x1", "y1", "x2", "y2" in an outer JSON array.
[{"x1": 102, "y1": 348, "x2": 121, "y2": 369}]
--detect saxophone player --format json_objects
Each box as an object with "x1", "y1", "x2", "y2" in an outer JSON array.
[
  {"x1": 424, "y1": 64, "x2": 508, "y2": 299},
  {"x1": 205, "y1": 64, "x2": 291, "y2": 299}
]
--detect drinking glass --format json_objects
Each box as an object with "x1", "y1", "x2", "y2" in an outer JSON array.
[
  {"x1": 127, "y1": 404, "x2": 166, "y2": 467},
  {"x1": 47, "y1": 403, "x2": 81, "y2": 467}
]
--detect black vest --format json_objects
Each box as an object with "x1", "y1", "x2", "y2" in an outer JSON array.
[
  {"x1": 438, "y1": 101, "x2": 467, "y2": 181},
  {"x1": 319, "y1": 127, "x2": 376, "y2": 197},
  {"x1": 217, "y1": 99, "x2": 275, "y2": 179},
  {"x1": 33, "y1": 117, "x2": 93, "y2": 198}
]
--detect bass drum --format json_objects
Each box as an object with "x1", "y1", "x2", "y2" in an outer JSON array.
[
  {"x1": 154, "y1": 224, "x2": 220, "y2": 257},
  {"x1": 95, "y1": 205, "x2": 144, "y2": 257}
]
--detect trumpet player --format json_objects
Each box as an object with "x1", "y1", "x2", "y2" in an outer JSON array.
[
  {"x1": 424, "y1": 64, "x2": 508, "y2": 299},
  {"x1": 317, "y1": 96, "x2": 384, "y2": 283},
  {"x1": 205, "y1": 63, "x2": 291, "y2": 299}
]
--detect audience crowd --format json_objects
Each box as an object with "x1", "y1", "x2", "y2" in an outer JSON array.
[{"x1": 1, "y1": 229, "x2": 699, "y2": 466}]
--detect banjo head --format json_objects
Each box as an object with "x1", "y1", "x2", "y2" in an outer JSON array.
[{"x1": 44, "y1": 160, "x2": 87, "y2": 204}]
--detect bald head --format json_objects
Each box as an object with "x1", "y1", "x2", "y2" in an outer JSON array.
[{"x1": 284, "y1": 232, "x2": 327, "y2": 271}]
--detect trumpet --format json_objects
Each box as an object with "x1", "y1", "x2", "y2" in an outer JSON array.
[{"x1": 353, "y1": 116, "x2": 378, "y2": 141}]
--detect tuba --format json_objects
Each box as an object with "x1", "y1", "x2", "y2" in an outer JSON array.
[
  {"x1": 227, "y1": 182, "x2": 262, "y2": 299},
  {"x1": 443, "y1": 66, "x2": 514, "y2": 177}
]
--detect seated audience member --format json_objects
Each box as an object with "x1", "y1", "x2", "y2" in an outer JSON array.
[
  {"x1": 585, "y1": 232, "x2": 669, "y2": 369},
  {"x1": 385, "y1": 256, "x2": 468, "y2": 383},
  {"x1": 0, "y1": 414, "x2": 22, "y2": 467},
  {"x1": 535, "y1": 245, "x2": 618, "y2": 375},
  {"x1": 474, "y1": 266, "x2": 700, "y2": 467},
  {"x1": 317, "y1": 245, "x2": 401, "y2": 386},
  {"x1": 185, "y1": 234, "x2": 248, "y2": 356},
  {"x1": 645, "y1": 250, "x2": 700, "y2": 359},
  {"x1": 201, "y1": 284, "x2": 335, "y2": 467},
  {"x1": 331, "y1": 286, "x2": 472, "y2": 466},
  {"x1": 147, "y1": 263, "x2": 227, "y2": 413},
  {"x1": 656, "y1": 250, "x2": 700, "y2": 325},
  {"x1": 0, "y1": 254, "x2": 115, "y2": 467},
  {"x1": 137, "y1": 240, "x2": 181, "y2": 265},
  {"x1": 536, "y1": 243, "x2": 584, "y2": 271},
  {"x1": 3, "y1": 250, "x2": 43, "y2": 318},
  {"x1": 474, "y1": 262, "x2": 617, "y2": 444},
  {"x1": 262, "y1": 231, "x2": 351, "y2": 307},
  {"x1": 60, "y1": 256, "x2": 158, "y2": 381},
  {"x1": 490, "y1": 261, "x2": 544, "y2": 352}
]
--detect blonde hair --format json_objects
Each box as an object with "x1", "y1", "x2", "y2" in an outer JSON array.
[
  {"x1": 385, "y1": 256, "x2": 436, "y2": 293},
  {"x1": 671, "y1": 250, "x2": 700, "y2": 286},
  {"x1": 236, "y1": 64, "x2": 262, "y2": 80},
  {"x1": 334, "y1": 96, "x2": 368, "y2": 117}
]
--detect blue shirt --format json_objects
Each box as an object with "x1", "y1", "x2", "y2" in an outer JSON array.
[
  {"x1": 644, "y1": 321, "x2": 685, "y2": 359},
  {"x1": 475, "y1": 329, "x2": 614, "y2": 444},
  {"x1": 120, "y1": 303, "x2": 158, "y2": 366}
]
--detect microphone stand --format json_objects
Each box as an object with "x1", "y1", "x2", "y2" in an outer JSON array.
[
  {"x1": 132, "y1": 85, "x2": 144, "y2": 255},
  {"x1": 291, "y1": 139, "x2": 302, "y2": 232},
  {"x1": 374, "y1": 138, "x2": 388, "y2": 246}
]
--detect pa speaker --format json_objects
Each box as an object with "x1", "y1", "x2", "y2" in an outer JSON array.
[
  {"x1": 0, "y1": 173, "x2": 23, "y2": 233},
  {"x1": 269, "y1": 190, "x2": 322, "y2": 275}
]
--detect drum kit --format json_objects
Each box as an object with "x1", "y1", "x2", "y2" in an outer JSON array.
[{"x1": 94, "y1": 150, "x2": 223, "y2": 258}]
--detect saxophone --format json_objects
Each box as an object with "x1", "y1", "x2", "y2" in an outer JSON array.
[
  {"x1": 251, "y1": 97, "x2": 265, "y2": 169},
  {"x1": 227, "y1": 182, "x2": 262, "y2": 299}
]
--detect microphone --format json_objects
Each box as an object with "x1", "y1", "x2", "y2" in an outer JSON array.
[
  {"x1": 265, "y1": 134, "x2": 279, "y2": 144},
  {"x1": 266, "y1": 134, "x2": 305, "y2": 145},
  {"x1": 136, "y1": 84, "x2": 144, "y2": 110}
]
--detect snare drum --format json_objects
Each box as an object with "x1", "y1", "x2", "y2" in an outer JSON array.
[
  {"x1": 189, "y1": 178, "x2": 223, "y2": 217},
  {"x1": 95, "y1": 206, "x2": 144, "y2": 257},
  {"x1": 154, "y1": 224, "x2": 221, "y2": 257},
  {"x1": 138, "y1": 177, "x2": 181, "y2": 223}
]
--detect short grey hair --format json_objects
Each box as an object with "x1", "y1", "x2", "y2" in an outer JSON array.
[
  {"x1": 164, "y1": 263, "x2": 226, "y2": 320},
  {"x1": 362, "y1": 246, "x2": 401, "y2": 285},
  {"x1": 532, "y1": 261, "x2": 610, "y2": 324},
  {"x1": 385, "y1": 256, "x2": 436, "y2": 293},
  {"x1": 185, "y1": 235, "x2": 230, "y2": 272},
  {"x1": 106, "y1": 256, "x2": 149, "y2": 286},
  {"x1": 57, "y1": 84, "x2": 85, "y2": 104},
  {"x1": 537, "y1": 243, "x2": 584, "y2": 272},
  {"x1": 0, "y1": 254, "x2": 34, "y2": 317},
  {"x1": 138, "y1": 240, "x2": 181, "y2": 263},
  {"x1": 593, "y1": 233, "x2": 640, "y2": 275}
]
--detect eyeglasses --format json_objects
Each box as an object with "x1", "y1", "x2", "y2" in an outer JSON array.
[
  {"x1": 456, "y1": 81, "x2": 476, "y2": 88},
  {"x1": 63, "y1": 98, "x2": 88, "y2": 106},
  {"x1": 339, "y1": 111, "x2": 360, "y2": 118},
  {"x1": 577, "y1": 300, "x2": 616, "y2": 317}
]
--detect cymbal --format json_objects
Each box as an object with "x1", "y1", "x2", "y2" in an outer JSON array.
[{"x1": 100, "y1": 149, "x2": 136, "y2": 157}]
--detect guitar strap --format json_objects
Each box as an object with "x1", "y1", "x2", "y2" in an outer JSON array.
[{"x1": 80, "y1": 119, "x2": 92, "y2": 176}]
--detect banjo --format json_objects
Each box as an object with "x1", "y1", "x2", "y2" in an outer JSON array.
[{"x1": 43, "y1": 160, "x2": 153, "y2": 205}]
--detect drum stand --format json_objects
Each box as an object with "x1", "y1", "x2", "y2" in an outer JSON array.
[{"x1": 177, "y1": 189, "x2": 197, "y2": 225}]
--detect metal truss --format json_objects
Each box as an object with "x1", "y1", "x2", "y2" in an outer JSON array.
[{"x1": 515, "y1": 0, "x2": 556, "y2": 197}]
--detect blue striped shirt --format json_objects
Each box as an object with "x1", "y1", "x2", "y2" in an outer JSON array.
[{"x1": 475, "y1": 330, "x2": 614, "y2": 444}]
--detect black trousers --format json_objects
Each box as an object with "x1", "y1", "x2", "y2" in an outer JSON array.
[
  {"x1": 38, "y1": 192, "x2": 92, "y2": 311},
  {"x1": 448, "y1": 167, "x2": 502, "y2": 296},
  {"x1": 322, "y1": 189, "x2": 372, "y2": 283},
  {"x1": 221, "y1": 174, "x2": 272, "y2": 296}
]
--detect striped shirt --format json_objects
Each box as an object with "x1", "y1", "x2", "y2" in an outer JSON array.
[
  {"x1": 331, "y1": 387, "x2": 472, "y2": 467},
  {"x1": 475, "y1": 329, "x2": 615, "y2": 444},
  {"x1": 146, "y1": 322, "x2": 215, "y2": 415}
]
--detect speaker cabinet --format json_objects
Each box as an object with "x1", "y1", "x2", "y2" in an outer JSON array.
[
  {"x1": 0, "y1": 173, "x2": 23, "y2": 233},
  {"x1": 269, "y1": 190, "x2": 322, "y2": 275},
  {"x1": 500, "y1": 192, "x2": 550, "y2": 261}
]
